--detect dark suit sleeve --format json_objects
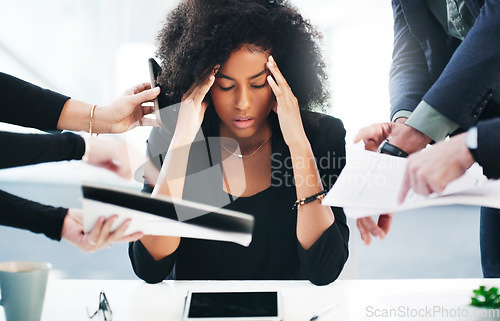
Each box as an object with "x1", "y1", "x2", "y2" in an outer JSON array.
[
  {"x1": 421, "y1": 1, "x2": 500, "y2": 128},
  {"x1": 476, "y1": 118, "x2": 500, "y2": 179},
  {"x1": 389, "y1": 0, "x2": 434, "y2": 120},
  {"x1": 297, "y1": 115, "x2": 349, "y2": 285},
  {"x1": 0, "y1": 131, "x2": 85, "y2": 169},
  {"x1": 0, "y1": 72, "x2": 70, "y2": 130},
  {"x1": 0, "y1": 189, "x2": 67, "y2": 240}
]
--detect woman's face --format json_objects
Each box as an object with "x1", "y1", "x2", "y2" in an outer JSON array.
[{"x1": 210, "y1": 45, "x2": 275, "y2": 140}]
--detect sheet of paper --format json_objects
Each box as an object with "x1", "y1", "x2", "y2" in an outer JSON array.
[{"x1": 322, "y1": 148, "x2": 500, "y2": 218}]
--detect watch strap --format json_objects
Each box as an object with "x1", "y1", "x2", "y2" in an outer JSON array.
[{"x1": 377, "y1": 139, "x2": 409, "y2": 158}]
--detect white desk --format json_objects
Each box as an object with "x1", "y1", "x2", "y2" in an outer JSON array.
[{"x1": 4, "y1": 278, "x2": 500, "y2": 321}]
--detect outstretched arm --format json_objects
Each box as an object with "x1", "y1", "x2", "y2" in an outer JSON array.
[{"x1": 57, "y1": 83, "x2": 160, "y2": 133}]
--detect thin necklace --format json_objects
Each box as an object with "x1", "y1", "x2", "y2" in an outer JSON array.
[{"x1": 220, "y1": 133, "x2": 272, "y2": 158}]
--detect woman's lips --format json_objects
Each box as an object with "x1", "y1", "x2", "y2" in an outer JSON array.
[{"x1": 232, "y1": 118, "x2": 255, "y2": 129}]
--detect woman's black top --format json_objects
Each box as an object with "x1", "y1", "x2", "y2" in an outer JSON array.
[{"x1": 129, "y1": 111, "x2": 349, "y2": 285}]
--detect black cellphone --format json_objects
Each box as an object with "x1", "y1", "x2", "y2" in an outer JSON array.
[{"x1": 148, "y1": 57, "x2": 168, "y2": 129}]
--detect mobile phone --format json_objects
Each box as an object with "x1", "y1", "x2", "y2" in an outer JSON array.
[
  {"x1": 182, "y1": 290, "x2": 282, "y2": 321},
  {"x1": 148, "y1": 57, "x2": 167, "y2": 129}
]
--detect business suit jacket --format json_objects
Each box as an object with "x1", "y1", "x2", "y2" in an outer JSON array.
[{"x1": 390, "y1": 0, "x2": 500, "y2": 178}]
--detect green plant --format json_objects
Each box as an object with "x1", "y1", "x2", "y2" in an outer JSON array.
[{"x1": 471, "y1": 286, "x2": 500, "y2": 308}]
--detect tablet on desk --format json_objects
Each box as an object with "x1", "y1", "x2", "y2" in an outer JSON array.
[{"x1": 183, "y1": 290, "x2": 282, "y2": 321}]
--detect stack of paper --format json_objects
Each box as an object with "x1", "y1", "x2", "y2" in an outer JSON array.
[{"x1": 322, "y1": 148, "x2": 500, "y2": 218}]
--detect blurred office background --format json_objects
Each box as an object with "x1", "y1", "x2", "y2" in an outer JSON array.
[{"x1": 0, "y1": 0, "x2": 482, "y2": 279}]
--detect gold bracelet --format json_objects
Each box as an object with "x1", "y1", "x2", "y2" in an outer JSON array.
[{"x1": 89, "y1": 104, "x2": 97, "y2": 136}]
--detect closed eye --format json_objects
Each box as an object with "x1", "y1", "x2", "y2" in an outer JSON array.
[
  {"x1": 251, "y1": 82, "x2": 267, "y2": 89},
  {"x1": 218, "y1": 84, "x2": 235, "y2": 91}
]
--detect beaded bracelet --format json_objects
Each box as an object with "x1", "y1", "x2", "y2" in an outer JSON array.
[{"x1": 292, "y1": 190, "x2": 328, "y2": 210}]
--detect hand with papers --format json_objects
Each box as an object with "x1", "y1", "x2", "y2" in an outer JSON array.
[
  {"x1": 398, "y1": 132, "x2": 475, "y2": 201},
  {"x1": 322, "y1": 147, "x2": 500, "y2": 220},
  {"x1": 352, "y1": 120, "x2": 432, "y2": 244},
  {"x1": 63, "y1": 208, "x2": 143, "y2": 252}
]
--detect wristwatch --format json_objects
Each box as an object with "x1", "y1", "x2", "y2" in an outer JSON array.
[
  {"x1": 377, "y1": 139, "x2": 409, "y2": 158},
  {"x1": 466, "y1": 126, "x2": 478, "y2": 160}
]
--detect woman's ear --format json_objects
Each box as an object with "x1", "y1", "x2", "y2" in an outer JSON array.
[{"x1": 271, "y1": 100, "x2": 278, "y2": 113}]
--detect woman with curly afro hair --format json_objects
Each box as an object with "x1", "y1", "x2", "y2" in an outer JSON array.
[{"x1": 129, "y1": 0, "x2": 349, "y2": 286}]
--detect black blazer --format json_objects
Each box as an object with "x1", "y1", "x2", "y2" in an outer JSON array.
[{"x1": 130, "y1": 111, "x2": 349, "y2": 285}]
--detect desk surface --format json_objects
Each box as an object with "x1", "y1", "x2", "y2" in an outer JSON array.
[{"x1": 4, "y1": 278, "x2": 499, "y2": 321}]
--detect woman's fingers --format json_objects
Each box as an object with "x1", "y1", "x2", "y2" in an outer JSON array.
[
  {"x1": 193, "y1": 75, "x2": 215, "y2": 107},
  {"x1": 183, "y1": 65, "x2": 219, "y2": 103},
  {"x1": 182, "y1": 80, "x2": 200, "y2": 101},
  {"x1": 267, "y1": 56, "x2": 288, "y2": 89},
  {"x1": 266, "y1": 57, "x2": 296, "y2": 109}
]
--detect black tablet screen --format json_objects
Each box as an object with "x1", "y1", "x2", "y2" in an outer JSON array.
[{"x1": 188, "y1": 292, "x2": 278, "y2": 318}]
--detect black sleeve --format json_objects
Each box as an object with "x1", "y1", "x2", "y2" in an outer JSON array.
[
  {"x1": 0, "y1": 72, "x2": 70, "y2": 131},
  {"x1": 128, "y1": 240, "x2": 177, "y2": 284},
  {"x1": 476, "y1": 118, "x2": 500, "y2": 179},
  {"x1": 0, "y1": 189, "x2": 67, "y2": 240},
  {"x1": 297, "y1": 115, "x2": 349, "y2": 285},
  {"x1": 0, "y1": 131, "x2": 85, "y2": 169}
]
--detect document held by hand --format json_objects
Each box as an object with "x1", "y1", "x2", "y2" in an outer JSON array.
[
  {"x1": 322, "y1": 148, "x2": 500, "y2": 218},
  {"x1": 82, "y1": 183, "x2": 254, "y2": 246}
]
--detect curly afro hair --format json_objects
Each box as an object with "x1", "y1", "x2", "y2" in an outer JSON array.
[{"x1": 156, "y1": 0, "x2": 330, "y2": 122}]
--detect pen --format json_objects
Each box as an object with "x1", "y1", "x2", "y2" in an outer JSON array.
[{"x1": 309, "y1": 302, "x2": 337, "y2": 321}]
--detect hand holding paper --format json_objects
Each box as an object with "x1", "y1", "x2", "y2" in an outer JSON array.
[
  {"x1": 398, "y1": 133, "x2": 475, "y2": 202},
  {"x1": 322, "y1": 148, "x2": 500, "y2": 219}
]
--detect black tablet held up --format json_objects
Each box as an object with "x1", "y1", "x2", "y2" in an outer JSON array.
[
  {"x1": 183, "y1": 291, "x2": 282, "y2": 321},
  {"x1": 82, "y1": 182, "x2": 254, "y2": 246}
]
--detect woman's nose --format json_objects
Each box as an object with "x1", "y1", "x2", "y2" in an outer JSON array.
[{"x1": 235, "y1": 87, "x2": 250, "y2": 111}]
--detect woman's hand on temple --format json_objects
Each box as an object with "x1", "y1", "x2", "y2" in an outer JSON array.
[
  {"x1": 61, "y1": 209, "x2": 143, "y2": 253},
  {"x1": 171, "y1": 70, "x2": 217, "y2": 145},
  {"x1": 266, "y1": 56, "x2": 307, "y2": 147}
]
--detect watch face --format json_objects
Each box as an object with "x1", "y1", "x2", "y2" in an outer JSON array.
[{"x1": 466, "y1": 127, "x2": 478, "y2": 150}]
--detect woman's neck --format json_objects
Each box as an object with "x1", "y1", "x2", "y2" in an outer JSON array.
[{"x1": 219, "y1": 121, "x2": 272, "y2": 153}]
